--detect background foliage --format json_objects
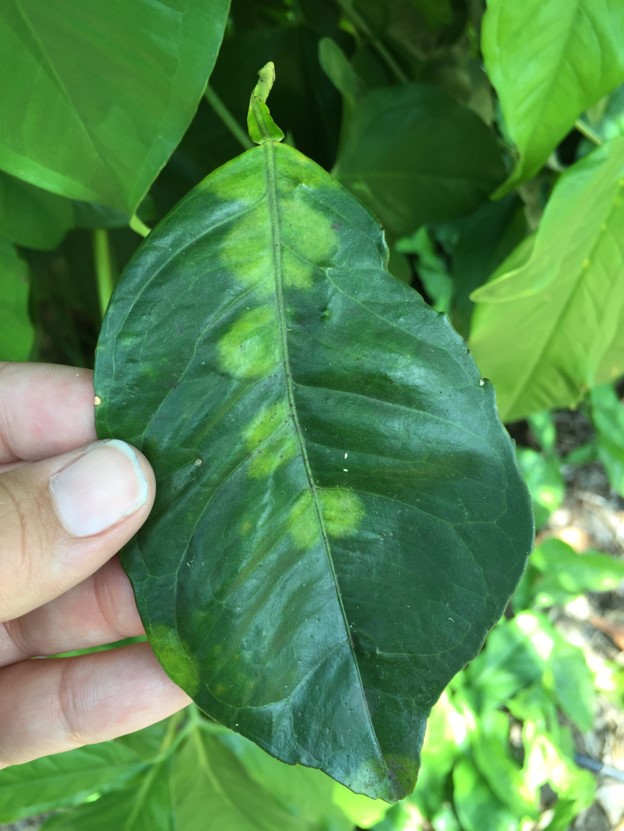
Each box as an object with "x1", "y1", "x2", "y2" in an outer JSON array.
[{"x1": 1, "y1": 0, "x2": 624, "y2": 828}]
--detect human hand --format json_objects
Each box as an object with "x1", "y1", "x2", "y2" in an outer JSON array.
[{"x1": 0, "y1": 362, "x2": 190, "y2": 768}]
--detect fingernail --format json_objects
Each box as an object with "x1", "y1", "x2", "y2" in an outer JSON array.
[{"x1": 50, "y1": 440, "x2": 149, "y2": 537}]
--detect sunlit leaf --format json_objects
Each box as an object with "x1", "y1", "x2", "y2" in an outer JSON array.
[
  {"x1": 0, "y1": 0, "x2": 230, "y2": 212},
  {"x1": 470, "y1": 137, "x2": 624, "y2": 421},
  {"x1": 482, "y1": 0, "x2": 624, "y2": 190}
]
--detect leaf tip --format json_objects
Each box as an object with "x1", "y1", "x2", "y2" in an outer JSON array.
[{"x1": 247, "y1": 61, "x2": 285, "y2": 145}]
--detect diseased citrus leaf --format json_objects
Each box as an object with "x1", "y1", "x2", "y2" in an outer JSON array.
[
  {"x1": 333, "y1": 84, "x2": 506, "y2": 236},
  {"x1": 0, "y1": 0, "x2": 230, "y2": 213},
  {"x1": 0, "y1": 241, "x2": 33, "y2": 361},
  {"x1": 94, "y1": 136, "x2": 532, "y2": 799},
  {"x1": 470, "y1": 136, "x2": 624, "y2": 421},
  {"x1": 482, "y1": 0, "x2": 624, "y2": 192}
]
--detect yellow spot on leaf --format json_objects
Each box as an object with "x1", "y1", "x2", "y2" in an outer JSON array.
[
  {"x1": 289, "y1": 490, "x2": 320, "y2": 549},
  {"x1": 248, "y1": 426, "x2": 298, "y2": 478},
  {"x1": 218, "y1": 306, "x2": 279, "y2": 379},
  {"x1": 281, "y1": 191, "x2": 338, "y2": 290},
  {"x1": 319, "y1": 488, "x2": 365, "y2": 538},
  {"x1": 150, "y1": 624, "x2": 200, "y2": 697}
]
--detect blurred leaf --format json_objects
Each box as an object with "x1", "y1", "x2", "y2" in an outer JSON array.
[
  {"x1": 590, "y1": 382, "x2": 624, "y2": 497},
  {"x1": 528, "y1": 537, "x2": 624, "y2": 607},
  {"x1": 582, "y1": 83, "x2": 624, "y2": 143},
  {"x1": 95, "y1": 135, "x2": 531, "y2": 799},
  {"x1": 0, "y1": 240, "x2": 34, "y2": 361},
  {"x1": 471, "y1": 709, "x2": 538, "y2": 818},
  {"x1": 170, "y1": 730, "x2": 312, "y2": 831},
  {"x1": 470, "y1": 137, "x2": 624, "y2": 421},
  {"x1": 396, "y1": 227, "x2": 452, "y2": 311},
  {"x1": 0, "y1": 743, "x2": 144, "y2": 822},
  {"x1": 0, "y1": 0, "x2": 230, "y2": 212},
  {"x1": 547, "y1": 644, "x2": 595, "y2": 733},
  {"x1": 0, "y1": 172, "x2": 73, "y2": 250},
  {"x1": 216, "y1": 728, "x2": 360, "y2": 830},
  {"x1": 41, "y1": 762, "x2": 173, "y2": 831},
  {"x1": 516, "y1": 448, "x2": 565, "y2": 530},
  {"x1": 452, "y1": 757, "x2": 519, "y2": 831},
  {"x1": 319, "y1": 37, "x2": 367, "y2": 104},
  {"x1": 482, "y1": 0, "x2": 624, "y2": 191},
  {"x1": 437, "y1": 195, "x2": 527, "y2": 337},
  {"x1": 527, "y1": 411, "x2": 557, "y2": 455},
  {"x1": 334, "y1": 83, "x2": 506, "y2": 236}
]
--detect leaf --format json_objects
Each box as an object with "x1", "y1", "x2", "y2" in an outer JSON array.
[
  {"x1": 94, "y1": 138, "x2": 532, "y2": 799},
  {"x1": 590, "y1": 383, "x2": 624, "y2": 497},
  {"x1": 170, "y1": 730, "x2": 311, "y2": 831},
  {"x1": 469, "y1": 136, "x2": 624, "y2": 421},
  {"x1": 452, "y1": 757, "x2": 519, "y2": 831},
  {"x1": 0, "y1": 742, "x2": 143, "y2": 822},
  {"x1": 0, "y1": 172, "x2": 73, "y2": 250},
  {"x1": 333, "y1": 83, "x2": 506, "y2": 236},
  {"x1": 482, "y1": 0, "x2": 624, "y2": 191},
  {"x1": 41, "y1": 764, "x2": 173, "y2": 831},
  {"x1": 0, "y1": 240, "x2": 34, "y2": 361},
  {"x1": 528, "y1": 538, "x2": 624, "y2": 607},
  {"x1": 0, "y1": 0, "x2": 230, "y2": 213}
]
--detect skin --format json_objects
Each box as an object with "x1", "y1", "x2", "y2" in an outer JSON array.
[{"x1": 0, "y1": 362, "x2": 190, "y2": 768}]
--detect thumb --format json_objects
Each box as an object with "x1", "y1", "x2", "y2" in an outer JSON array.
[{"x1": 0, "y1": 440, "x2": 154, "y2": 621}]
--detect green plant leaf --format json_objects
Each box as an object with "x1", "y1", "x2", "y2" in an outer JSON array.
[
  {"x1": 94, "y1": 138, "x2": 532, "y2": 800},
  {"x1": 170, "y1": 730, "x2": 311, "y2": 831},
  {"x1": 527, "y1": 538, "x2": 624, "y2": 607},
  {"x1": 0, "y1": 742, "x2": 144, "y2": 822},
  {"x1": 41, "y1": 764, "x2": 173, "y2": 831},
  {"x1": 333, "y1": 83, "x2": 506, "y2": 236},
  {"x1": 0, "y1": 240, "x2": 34, "y2": 361},
  {"x1": 0, "y1": 172, "x2": 73, "y2": 250},
  {"x1": 482, "y1": 0, "x2": 624, "y2": 191},
  {"x1": 470, "y1": 137, "x2": 624, "y2": 421},
  {"x1": 590, "y1": 383, "x2": 624, "y2": 497},
  {"x1": 0, "y1": 0, "x2": 230, "y2": 213}
]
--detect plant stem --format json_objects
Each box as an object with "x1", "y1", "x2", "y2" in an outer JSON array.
[
  {"x1": 336, "y1": 0, "x2": 409, "y2": 84},
  {"x1": 93, "y1": 229, "x2": 115, "y2": 318},
  {"x1": 574, "y1": 119, "x2": 603, "y2": 147},
  {"x1": 130, "y1": 214, "x2": 152, "y2": 238},
  {"x1": 205, "y1": 85, "x2": 254, "y2": 150}
]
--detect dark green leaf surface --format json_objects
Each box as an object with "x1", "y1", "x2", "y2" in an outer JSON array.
[
  {"x1": 333, "y1": 84, "x2": 506, "y2": 236},
  {"x1": 95, "y1": 140, "x2": 532, "y2": 800},
  {"x1": 0, "y1": 0, "x2": 230, "y2": 212}
]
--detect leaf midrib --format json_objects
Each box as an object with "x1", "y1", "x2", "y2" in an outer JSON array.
[{"x1": 263, "y1": 141, "x2": 390, "y2": 777}]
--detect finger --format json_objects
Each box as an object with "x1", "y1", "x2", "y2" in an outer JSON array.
[
  {"x1": 0, "y1": 559, "x2": 143, "y2": 667},
  {"x1": 0, "y1": 363, "x2": 95, "y2": 464},
  {"x1": 0, "y1": 440, "x2": 154, "y2": 621},
  {"x1": 0, "y1": 643, "x2": 191, "y2": 767}
]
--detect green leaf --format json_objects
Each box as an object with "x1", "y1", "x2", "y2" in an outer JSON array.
[
  {"x1": 528, "y1": 538, "x2": 624, "y2": 607},
  {"x1": 0, "y1": 742, "x2": 143, "y2": 822},
  {"x1": 516, "y1": 448, "x2": 564, "y2": 531},
  {"x1": 0, "y1": 240, "x2": 34, "y2": 361},
  {"x1": 94, "y1": 139, "x2": 532, "y2": 800},
  {"x1": 482, "y1": 0, "x2": 624, "y2": 190},
  {"x1": 452, "y1": 757, "x2": 519, "y2": 831},
  {"x1": 0, "y1": 0, "x2": 230, "y2": 213},
  {"x1": 319, "y1": 37, "x2": 367, "y2": 105},
  {"x1": 333, "y1": 83, "x2": 506, "y2": 236},
  {"x1": 247, "y1": 62, "x2": 286, "y2": 145},
  {"x1": 590, "y1": 383, "x2": 624, "y2": 497},
  {"x1": 469, "y1": 137, "x2": 624, "y2": 421},
  {"x1": 170, "y1": 730, "x2": 310, "y2": 831},
  {"x1": 0, "y1": 172, "x2": 73, "y2": 250},
  {"x1": 41, "y1": 764, "x2": 173, "y2": 831}
]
